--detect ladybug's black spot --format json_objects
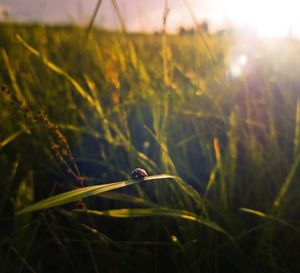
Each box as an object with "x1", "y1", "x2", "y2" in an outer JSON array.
[{"x1": 131, "y1": 168, "x2": 148, "y2": 179}]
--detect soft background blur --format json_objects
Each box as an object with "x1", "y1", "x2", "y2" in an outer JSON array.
[
  {"x1": 0, "y1": 0, "x2": 225, "y2": 32},
  {"x1": 1, "y1": 0, "x2": 300, "y2": 35}
]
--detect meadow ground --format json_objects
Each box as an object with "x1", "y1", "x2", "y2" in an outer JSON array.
[{"x1": 1, "y1": 23, "x2": 300, "y2": 273}]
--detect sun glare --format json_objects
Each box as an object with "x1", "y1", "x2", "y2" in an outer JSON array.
[
  {"x1": 230, "y1": 54, "x2": 248, "y2": 78},
  {"x1": 220, "y1": 0, "x2": 300, "y2": 37}
]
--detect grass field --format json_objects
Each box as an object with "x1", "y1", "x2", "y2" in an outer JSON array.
[{"x1": 1, "y1": 22, "x2": 300, "y2": 273}]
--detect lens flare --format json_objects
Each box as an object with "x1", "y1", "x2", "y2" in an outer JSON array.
[
  {"x1": 219, "y1": 0, "x2": 300, "y2": 37},
  {"x1": 230, "y1": 54, "x2": 248, "y2": 78}
]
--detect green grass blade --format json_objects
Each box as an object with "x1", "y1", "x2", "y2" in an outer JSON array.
[
  {"x1": 240, "y1": 208, "x2": 268, "y2": 218},
  {"x1": 16, "y1": 35, "x2": 95, "y2": 105},
  {"x1": 240, "y1": 208, "x2": 300, "y2": 232},
  {"x1": 83, "y1": 0, "x2": 103, "y2": 47},
  {"x1": 0, "y1": 130, "x2": 23, "y2": 148},
  {"x1": 2, "y1": 49, "x2": 25, "y2": 102},
  {"x1": 273, "y1": 151, "x2": 300, "y2": 208},
  {"x1": 16, "y1": 174, "x2": 177, "y2": 214},
  {"x1": 205, "y1": 165, "x2": 217, "y2": 194},
  {"x1": 75, "y1": 207, "x2": 227, "y2": 235},
  {"x1": 294, "y1": 99, "x2": 300, "y2": 156}
]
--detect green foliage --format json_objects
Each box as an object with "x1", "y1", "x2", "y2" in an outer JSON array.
[
  {"x1": 75, "y1": 207, "x2": 227, "y2": 235},
  {"x1": 1, "y1": 22, "x2": 300, "y2": 272},
  {"x1": 17, "y1": 174, "x2": 177, "y2": 214}
]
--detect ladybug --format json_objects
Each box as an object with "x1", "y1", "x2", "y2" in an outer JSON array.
[{"x1": 131, "y1": 168, "x2": 148, "y2": 179}]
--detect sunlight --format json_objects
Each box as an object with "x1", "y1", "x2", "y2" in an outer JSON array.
[
  {"x1": 220, "y1": 0, "x2": 300, "y2": 37},
  {"x1": 230, "y1": 54, "x2": 248, "y2": 78}
]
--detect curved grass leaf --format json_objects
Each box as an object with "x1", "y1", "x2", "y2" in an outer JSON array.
[
  {"x1": 16, "y1": 35, "x2": 95, "y2": 105},
  {"x1": 240, "y1": 208, "x2": 300, "y2": 232},
  {"x1": 16, "y1": 174, "x2": 176, "y2": 215},
  {"x1": 273, "y1": 151, "x2": 300, "y2": 208},
  {"x1": 98, "y1": 192, "x2": 155, "y2": 207},
  {"x1": 74, "y1": 207, "x2": 227, "y2": 235}
]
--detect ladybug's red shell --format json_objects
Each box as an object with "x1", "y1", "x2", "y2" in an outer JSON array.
[{"x1": 131, "y1": 168, "x2": 148, "y2": 179}]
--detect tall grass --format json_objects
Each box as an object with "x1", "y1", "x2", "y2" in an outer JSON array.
[{"x1": 1, "y1": 21, "x2": 300, "y2": 273}]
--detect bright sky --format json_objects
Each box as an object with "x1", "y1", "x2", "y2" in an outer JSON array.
[
  {"x1": 0, "y1": 0, "x2": 221, "y2": 31},
  {"x1": 0, "y1": 0, "x2": 300, "y2": 36}
]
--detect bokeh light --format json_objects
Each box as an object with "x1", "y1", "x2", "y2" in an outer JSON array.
[
  {"x1": 218, "y1": 0, "x2": 300, "y2": 37},
  {"x1": 230, "y1": 54, "x2": 248, "y2": 78}
]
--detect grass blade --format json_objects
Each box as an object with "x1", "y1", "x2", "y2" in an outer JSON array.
[
  {"x1": 16, "y1": 174, "x2": 177, "y2": 214},
  {"x1": 214, "y1": 137, "x2": 227, "y2": 207},
  {"x1": 0, "y1": 130, "x2": 23, "y2": 148},
  {"x1": 240, "y1": 208, "x2": 300, "y2": 232},
  {"x1": 273, "y1": 151, "x2": 300, "y2": 208},
  {"x1": 16, "y1": 35, "x2": 95, "y2": 105},
  {"x1": 75, "y1": 207, "x2": 227, "y2": 235}
]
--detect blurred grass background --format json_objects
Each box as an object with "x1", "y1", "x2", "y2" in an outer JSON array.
[{"x1": 1, "y1": 18, "x2": 300, "y2": 273}]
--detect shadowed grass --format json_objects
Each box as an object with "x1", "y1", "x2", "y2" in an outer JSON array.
[
  {"x1": 74, "y1": 207, "x2": 228, "y2": 235},
  {"x1": 240, "y1": 208, "x2": 300, "y2": 232}
]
